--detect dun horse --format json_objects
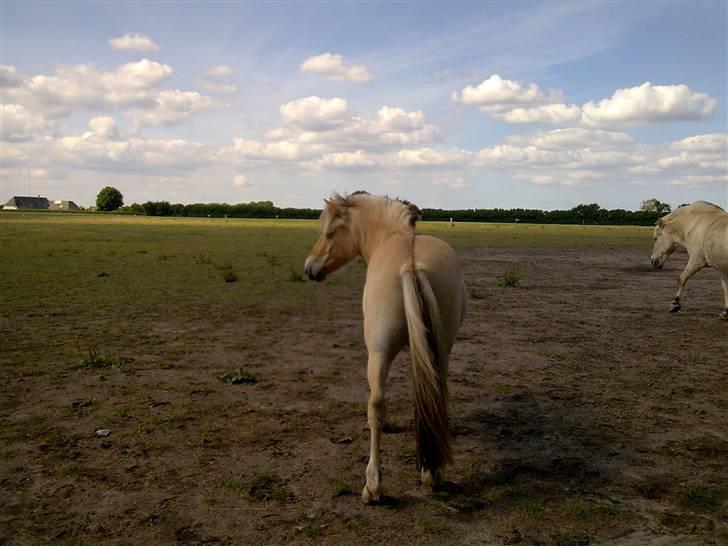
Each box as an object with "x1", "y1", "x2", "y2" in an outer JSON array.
[
  {"x1": 650, "y1": 201, "x2": 728, "y2": 320},
  {"x1": 304, "y1": 192, "x2": 467, "y2": 503}
]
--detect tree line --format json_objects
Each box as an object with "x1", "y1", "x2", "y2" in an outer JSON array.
[{"x1": 120, "y1": 198, "x2": 672, "y2": 226}]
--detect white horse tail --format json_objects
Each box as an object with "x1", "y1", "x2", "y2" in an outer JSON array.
[{"x1": 401, "y1": 263, "x2": 452, "y2": 476}]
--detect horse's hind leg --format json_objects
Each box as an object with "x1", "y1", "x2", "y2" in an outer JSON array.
[
  {"x1": 362, "y1": 351, "x2": 393, "y2": 504},
  {"x1": 670, "y1": 258, "x2": 705, "y2": 312},
  {"x1": 720, "y1": 274, "x2": 728, "y2": 320}
]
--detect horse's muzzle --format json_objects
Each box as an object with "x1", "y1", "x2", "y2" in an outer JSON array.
[{"x1": 304, "y1": 257, "x2": 327, "y2": 282}]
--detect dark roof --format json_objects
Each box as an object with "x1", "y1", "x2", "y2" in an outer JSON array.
[{"x1": 4, "y1": 196, "x2": 50, "y2": 209}]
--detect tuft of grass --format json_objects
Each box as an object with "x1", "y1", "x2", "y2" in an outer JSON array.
[
  {"x1": 192, "y1": 253, "x2": 212, "y2": 265},
  {"x1": 330, "y1": 478, "x2": 351, "y2": 498},
  {"x1": 214, "y1": 260, "x2": 238, "y2": 282},
  {"x1": 683, "y1": 484, "x2": 722, "y2": 508},
  {"x1": 496, "y1": 266, "x2": 524, "y2": 287},
  {"x1": 215, "y1": 473, "x2": 291, "y2": 503},
  {"x1": 423, "y1": 520, "x2": 451, "y2": 536},
  {"x1": 304, "y1": 521, "x2": 323, "y2": 539},
  {"x1": 74, "y1": 349, "x2": 133, "y2": 370},
  {"x1": 551, "y1": 529, "x2": 590, "y2": 546},
  {"x1": 218, "y1": 368, "x2": 257, "y2": 385},
  {"x1": 288, "y1": 266, "x2": 305, "y2": 283}
]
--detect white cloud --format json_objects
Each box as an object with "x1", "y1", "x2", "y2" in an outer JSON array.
[
  {"x1": 228, "y1": 138, "x2": 305, "y2": 161},
  {"x1": 2, "y1": 60, "x2": 216, "y2": 127},
  {"x1": 451, "y1": 74, "x2": 563, "y2": 113},
  {"x1": 581, "y1": 82, "x2": 717, "y2": 126},
  {"x1": 204, "y1": 65, "x2": 235, "y2": 78},
  {"x1": 454, "y1": 77, "x2": 718, "y2": 128},
  {"x1": 125, "y1": 90, "x2": 217, "y2": 126},
  {"x1": 234, "y1": 174, "x2": 248, "y2": 186},
  {"x1": 279, "y1": 96, "x2": 349, "y2": 131},
  {"x1": 316, "y1": 150, "x2": 377, "y2": 169},
  {"x1": 87, "y1": 116, "x2": 120, "y2": 140},
  {"x1": 0, "y1": 104, "x2": 50, "y2": 142},
  {"x1": 1, "y1": 64, "x2": 24, "y2": 87},
  {"x1": 506, "y1": 128, "x2": 634, "y2": 150},
  {"x1": 669, "y1": 133, "x2": 727, "y2": 153},
  {"x1": 300, "y1": 53, "x2": 373, "y2": 83},
  {"x1": 109, "y1": 33, "x2": 160, "y2": 52},
  {"x1": 498, "y1": 103, "x2": 582, "y2": 124}
]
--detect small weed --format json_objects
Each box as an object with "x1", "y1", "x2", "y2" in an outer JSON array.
[
  {"x1": 513, "y1": 497, "x2": 544, "y2": 519},
  {"x1": 330, "y1": 478, "x2": 351, "y2": 497},
  {"x1": 218, "y1": 368, "x2": 257, "y2": 385},
  {"x1": 193, "y1": 253, "x2": 212, "y2": 265},
  {"x1": 343, "y1": 515, "x2": 368, "y2": 531},
  {"x1": 683, "y1": 484, "x2": 722, "y2": 508},
  {"x1": 469, "y1": 289, "x2": 483, "y2": 300},
  {"x1": 214, "y1": 261, "x2": 238, "y2": 283},
  {"x1": 62, "y1": 462, "x2": 81, "y2": 476},
  {"x1": 288, "y1": 266, "x2": 305, "y2": 283},
  {"x1": 551, "y1": 529, "x2": 590, "y2": 546},
  {"x1": 215, "y1": 473, "x2": 291, "y2": 503},
  {"x1": 568, "y1": 503, "x2": 588, "y2": 519},
  {"x1": 304, "y1": 521, "x2": 323, "y2": 538},
  {"x1": 148, "y1": 442, "x2": 171, "y2": 452},
  {"x1": 496, "y1": 266, "x2": 524, "y2": 287},
  {"x1": 74, "y1": 349, "x2": 133, "y2": 370},
  {"x1": 423, "y1": 520, "x2": 451, "y2": 536}
]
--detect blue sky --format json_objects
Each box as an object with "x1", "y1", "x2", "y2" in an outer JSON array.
[{"x1": 1, "y1": 1, "x2": 726, "y2": 209}]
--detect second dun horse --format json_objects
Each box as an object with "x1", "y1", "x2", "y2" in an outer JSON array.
[
  {"x1": 304, "y1": 192, "x2": 467, "y2": 503},
  {"x1": 651, "y1": 200, "x2": 728, "y2": 320}
]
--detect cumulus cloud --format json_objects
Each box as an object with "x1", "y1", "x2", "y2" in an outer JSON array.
[
  {"x1": 0, "y1": 104, "x2": 51, "y2": 142},
  {"x1": 204, "y1": 65, "x2": 235, "y2": 78},
  {"x1": 581, "y1": 82, "x2": 717, "y2": 126},
  {"x1": 125, "y1": 90, "x2": 216, "y2": 126},
  {"x1": 454, "y1": 76, "x2": 718, "y2": 128},
  {"x1": 300, "y1": 53, "x2": 373, "y2": 83},
  {"x1": 279, "y1": 96, "x2": 350, "y2": 131},
  {"x1": 1, "y1": 64, "x2": 24, "y2": 87},
  {"x1": 2, "y1": 61, "x2": 217, "y2": 126},
  {"x1": 223, "y1": 96, "x2": 438, "y2": 166},
  {"x1": 451, "y1": 74, "x2": 563, "y2": 113},
  {"x1": 109, "y1": 33, "x2": 160, "y2": 52}
]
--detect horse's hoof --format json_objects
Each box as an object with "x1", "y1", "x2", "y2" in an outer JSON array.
[
  {"x1": 719, "y1": 311, "x2": 728, "y2": 321},
  {"x1": 669, "y1": 302, "x2": 681, "y2": 313},
  {"x1": 361, "y1": 485, "x2": 382, "y2": 505},
  {"x1": 419, "y1": 468, "x2": 442, "y2": 489}
]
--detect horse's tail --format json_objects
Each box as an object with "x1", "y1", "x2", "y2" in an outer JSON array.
[{"x1": 400, "y1": 263, "x2": 452, "y2": 476}]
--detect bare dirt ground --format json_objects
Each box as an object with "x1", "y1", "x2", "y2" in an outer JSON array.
[{"x1": 2, "y1": 246, "x2": 727, "y2": 545}]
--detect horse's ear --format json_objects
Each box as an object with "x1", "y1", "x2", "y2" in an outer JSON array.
[{"x1": 657, "y1": 218, "x2": 665, "y2": 228}]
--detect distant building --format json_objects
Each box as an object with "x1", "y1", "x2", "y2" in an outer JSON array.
[
  {"x1": 49, "y1": 200, "x2": 79, "y2": 211},
  {"x1": 3, "y1": 196, "x2": 50, "y2": 210}
]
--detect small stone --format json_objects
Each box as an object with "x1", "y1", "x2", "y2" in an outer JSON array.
[{"x1": 96, "y1": 429, "x2": 111, "y2": 437}]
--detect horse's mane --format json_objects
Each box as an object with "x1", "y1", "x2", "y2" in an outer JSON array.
[{"x1": 327, "y1": 191, "x2": 421, "y2": 229}]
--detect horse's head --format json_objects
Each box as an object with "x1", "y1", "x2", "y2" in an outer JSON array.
[
  {"x1": 650, "y1": 218, "x2": 677, "y2": 269},
  {"x1": 304, "y1": 196, "x2": 359, "y2": 282}
]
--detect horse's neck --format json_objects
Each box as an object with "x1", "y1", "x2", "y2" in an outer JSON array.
[
  {"x1": 352, "y1": 210, "x2": 412, "y2": 261},
  {"x1": 674, "y1": 210, "x2": 706, "y2": 246}
]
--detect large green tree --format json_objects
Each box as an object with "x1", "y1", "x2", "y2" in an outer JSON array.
[
  {"x1": 640, "y1": 198, "x2": 671, "y2": 215},
  {"x1": 96, "y1": 186, "x2": 124, "y2": 211}
]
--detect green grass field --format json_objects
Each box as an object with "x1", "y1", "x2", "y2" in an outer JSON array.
[{"x1": 0, "y1": 211, "x2": 651, "y2": 364}]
